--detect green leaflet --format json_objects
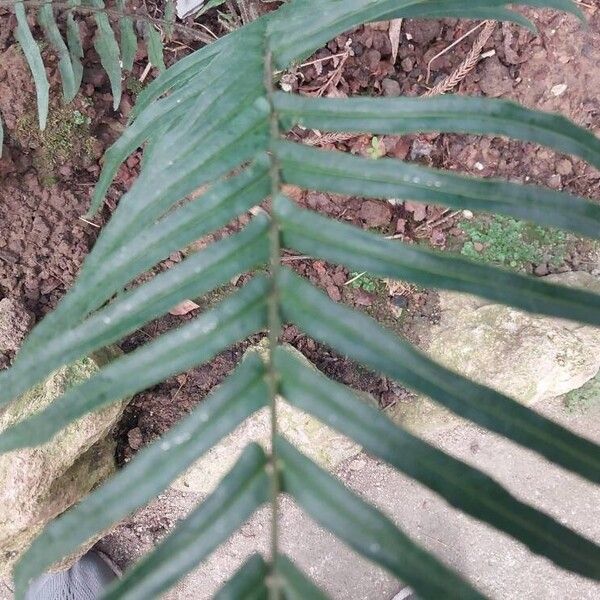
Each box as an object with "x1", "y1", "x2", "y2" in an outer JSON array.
[
  {"x1": 276, "y1": 554, "x2": 330, "y2": 599},
  {"x1": 84, "y1": 97, "x2": 270, "y2": 255},
  {"x1": 13, "y1": 357, "x2": 269, "y2": 598},
  {"x1": 38, "y1": 4, "x2": 77, "y2": 102},
  {"x1": 145, "y1": 21, "x2": 165, "y2": 72},
  {"x1": 115, "y1": 0, "x2": 137, "y2": 72},
  {"x1": 277, "y1": 268, "x2": 600, "y2": 485},
  {"x1": 90, "y1": 1, "x2": 122, "y2": 109},
  {"x1": 213, "y1": 554, "x2": 269, "y2": 600},
  {"x1": 14, "y1": 2, "x2": 49, "y2": 130},
  {"x1": 164, "y1": 0, "x2": 175, "y2": 39},
  {"x1": 274, "y1": 92, "x2": 600, "y2": 170},
  {"x1": 119, "y1": 16, "x2": 138, "y2": 72},
  {"x1": 274, "y1": 347, "x2": 600, "y2": 579},
  {"x1": 1, "y1": 217, "x2": 269, "y2": 406},
  {"x1": 65, "y1": 13, "x2": 84, "y2": 92},
  {"x1": 0, "y1": 277, "x2": 268, "y2": 452},
  {"x1": 276, "y1": 436, "x2": 485, "y2": 600},
  {"x1": 90, "y1": 50, "x2": 265, "y2": 215},
  {"x1": 275, "y1": 140, "x2": 600, "y2": 240},
  {"x1": 273, "y1": 195, "x2": 600, "y2": 325},
  {"x1": 102, "y1": 444, "x2": 270, "y2": 600},
  {"x1": 130, "y1": 30, "x2": 229, "y2": 119}
]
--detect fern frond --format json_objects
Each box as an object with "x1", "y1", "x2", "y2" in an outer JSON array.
[
  {"x1": 3, "y1": 1, "x2": 599, "y2": 598},
  {"x1": 14, "y1": 1, "x2": 49, "y2": 129}
]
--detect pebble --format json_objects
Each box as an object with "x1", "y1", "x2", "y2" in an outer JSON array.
[
  {"x1": 556, "y1": 159, "x2": 573, "y2": 176},
  {"x1": 127, "y1": 427, "x2": 143, "y2": 451},
  {"x1": 381, "y1": 77, "x2": 401, "y2": 97},
  {"x1": 551, "y1": 83, "x2": 568, "y2": 97},
  {"x1": 548, "y1": 174, "x2": 562, "y2": 189}
]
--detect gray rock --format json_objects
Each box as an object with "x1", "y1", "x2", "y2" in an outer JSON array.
[
  {"x1": 0, "y1": 311, "x2": 125, "y2": 579},
  {"x1": 389, "y1": 272, "x2": 600, "y2": 433},
  {"x1": 478, "y1": 56, "x2": 514, "y2": 98},
  {"x1": 381, "y1": 78, "x2": 401, "y2": 97}
]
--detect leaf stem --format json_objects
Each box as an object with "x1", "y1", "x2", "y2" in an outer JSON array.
[{"x1": 264, "y1": 46, "x2": 282, "y2": 600}]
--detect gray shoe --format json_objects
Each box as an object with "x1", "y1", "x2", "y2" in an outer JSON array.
[{"x1": 25, "y1": 551, "x2": 119, "y2": 600}]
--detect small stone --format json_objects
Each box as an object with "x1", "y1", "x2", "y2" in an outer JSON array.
[
  {"x1": 462, "y1": 210, "x2": 474, "y2": 220},
  {"x1": 364, "y1": 48, "x2": 381, "y2": 71},
  {"x1": 478, "y1": 57, "x2": 513, "y2": 98},
  {"x1": 354, "y1": 289, "x2": 373, "y2": 307},
  {"x1": 128, "y1": 427, "x2": 143, "y2": 450},
  {"x1": 410, "y1": 139, "x2": 434, "y2": 160},
  {"x1": 556, "y1": 159, "x2": 573, "y2": 176},
  {"x1": 534, "y1": 263, "x2": 549, "y2": 276},
  {"x1": 400, "y1": 57, "x2": 414, "y2": 72},
  {"x1": 381, "y1": 77, "x2": 401, "y2": 97},
  {"x1": 548, "y1": 174, "x2": 562, "y2": 189},
  {"x1": 359, "y1": 200, "x2": 392, "y2": 227},
  {"x1": 403, "y1": 19, "x2": 441, "y2": 45},
  {"x1": 473, "y1": 242, "x2": 485, "y2": 252},
  {"x1": 551, "y1": 83, "x2": 567, "y2": 97},
  {"x1": 404, "y1": 201, "x2": 427, "y2": 222},
  {"x1": 326, "y1": 285, "x2": 342, "y2": 302}
]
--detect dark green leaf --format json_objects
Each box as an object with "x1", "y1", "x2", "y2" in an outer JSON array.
[
  {"x1": 90, "y1": 49, "x2": 266, "y2": 216},
  {"x1": 277, "y1": 269, "x2": 600, "y2": 484},
  {"x1": 13, "y1": 360, "x2": 268, "y2": 598},
  {"x1": 65, "y1": 13, "x2": 84, "y2": 92},
  {"x1": 0, "y1": 277, "x2": 268, "y2": 451},
  {"x1": 2, "y1": 217, "x2": 269, "y2": 405},
  {"x1": 131, "y1": 33, "x2": 227, "y2": 119},
  {"x1": 101, "y1": 444, "x2": 270, "y2": 600},
  {"x1": 274, "y1": 195, "x2": 600, "y2": 325},
  {"x1": 275, "y1": 141, "x2": 600, "y2": 239},
  {"x1": 119, "y1": 16, "x2": 138, "y2": 72},
  {"x1": 276, "y1": 554, "x2": 330, "y2": 599},
  {"x1": 274, "y1": 92, "x2": 600, "y2": 170},
  {"x1": 145, "y1": 21, "x2": 165, "y2": 72},
  {"x1": 214, "y1": 554, "x2": 269, "y2": 600},
  {"x1": 164, "y1": 0, "x2": 175, "y2": 39},
  {"x1": 275, "y1": 347, "x2": 600, "y2": 579},
  {"x1": 89, "y1": 0, "x2": 122, "y2": 109},
  {"x1": 15, "y1": 2, "x2": 49, "y2": 130},
  {"x1": 38, "y1": 4, "x2": 77, "y2": 102},
  {"x1": 276, "y1": 436, "x2": 485, "y2": 600}
]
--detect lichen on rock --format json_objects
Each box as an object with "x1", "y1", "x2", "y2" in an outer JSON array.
[
  {"x1": 0, "y1": 299, "x2": 126, "y2": 577},
  {"x1": 388, "y1": 272, "x2": 600, "y2": 434}
]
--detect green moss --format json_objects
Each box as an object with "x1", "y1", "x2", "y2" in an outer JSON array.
[
  {"x1": 563, "y1": 371, "x2": 600, "y2": 414},
  {"x1": 15, "y1": 105, "x2": 95, "y2": 186},
  {"x1": 125, "y1": 76, "x2": 145, "y2": 97},
  {"x1": 459, "y1": 215, "x2": 568, "y2": 271},
  {"x1": 348, "y1": 272, "x2": 383, "y2": 293}
]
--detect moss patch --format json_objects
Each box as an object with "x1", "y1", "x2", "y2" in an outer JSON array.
[
  {"x1": 459, "y1": 215, "x2": 568, "y2": 271},
  {"x1": 15, "y1": 104, "x2": 96, "y2": 186}
]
